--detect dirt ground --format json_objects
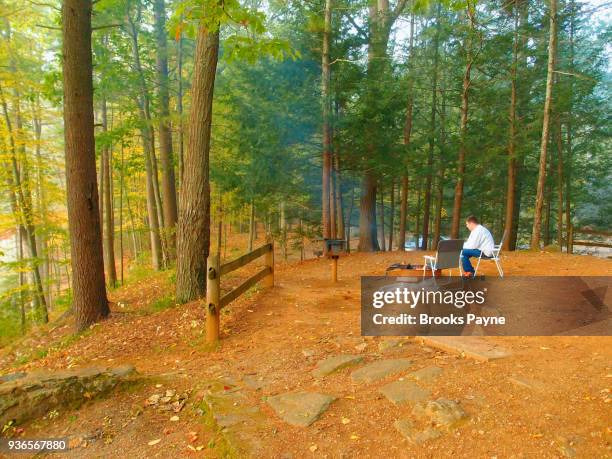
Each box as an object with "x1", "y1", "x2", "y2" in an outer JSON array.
[{"x1": 1, "y1": 234, "x2": 611, "y2": 458}]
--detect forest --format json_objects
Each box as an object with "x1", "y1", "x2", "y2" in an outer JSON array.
[{"x1": 0, "y1": 0, "x2": 610, "y2": 338}]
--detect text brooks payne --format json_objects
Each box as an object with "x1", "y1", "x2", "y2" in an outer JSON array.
[{"x1": 372, "y1": 313, "x2": 506, "y2": 326}]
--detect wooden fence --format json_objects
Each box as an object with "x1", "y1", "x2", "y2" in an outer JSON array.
[
  {"x1": 568, "y1": 226, "x2": 612, "y2": 253},
  {"x1": 205, "y1": 242, "x2": 274, "y2": 343}
]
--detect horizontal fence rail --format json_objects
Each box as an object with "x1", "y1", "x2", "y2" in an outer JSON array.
[
  {"x1": 206, "y1": 242, "x2": 274, "y2": 343},
  {"x1": 567, "y1": 226, "x2": 611, "y2": 253}
]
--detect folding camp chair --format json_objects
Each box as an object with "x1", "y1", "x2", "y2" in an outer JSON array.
[
  {"x1": 472, "y1": 233, "x2": 506, "y2": 278},
  {"x1": 423, "y1": 239, "x2": 464, "y2": 277}
]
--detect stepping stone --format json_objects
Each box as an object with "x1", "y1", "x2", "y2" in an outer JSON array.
[
  {"x1": 412, "y1": 398, "x2": 468, "y2": 428},
  {"x1": 420, "y1": 336, "x2": 512, "y2": 361},
  {"x1": 312, "y1": 354, "x2": 364, "y2": 378},
  {"x1": 351, "y1": 359, "x2": 412, "y2": 384},
  {"x1": 408, "y1": 366, "x2": 443, "y2": 383},
  {"x1": 394, "y1": 419, "x2": 442, "y2": 444},
  {"x1": 379, "y1": 380, "x2": 429, "y2": 406},
  {"x1": 201, "y1": 380, "x2": 270, "y2": 455},
  {"x1": 267, "y1": 392, "x2": 335, "y2": 427}
]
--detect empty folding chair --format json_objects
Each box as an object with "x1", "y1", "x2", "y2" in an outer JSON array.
[{"x1": 423, "y1": 239, "x2": 464, "y2": 277}]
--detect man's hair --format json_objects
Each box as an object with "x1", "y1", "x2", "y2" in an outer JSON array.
[{"x1": 466, "y1": 215, "x2": 479, "y2": 224}]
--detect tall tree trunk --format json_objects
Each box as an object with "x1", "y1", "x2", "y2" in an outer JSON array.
[
  {"x1": 379, "y1": 182, "x2": 386, "y2": 251},
  {"x1": 422, "y1": 2, "x2": 442, "y2": 250},
  {"x1": 433, "y1": 84, "x2": 447, "y2": 251},
  {"x1": 17, "y1": 229, "x2": 25, "y2": 334},
  {"x1": 321, "y1": 0, "x2": 333, "y2": 244},
  {"x1": 334, "y1": 152, "x2": 344, "y2": 241},
  {"x1": 398, "y1": 175, "x2": 409, "y2": 251},
  {"x1": 61, "y1": 0, "x2": 109, "y2": 331},
  {"x1": 450, "y1": 2, "x2": 475, "y2": 238},
  {"x1": 176, "y1": 21, "x2": 219, "y2": 303},
  {"x1": 388, "y1": 179, "x2": 394, "y2": 251},
  {"x1": 154, "y1": 0, "x2": 178, "y2": 258},
  {"x1": 127, "y1": 6, "x2": 164, "y2": 269},
  {"x1": 149, "y1": 132, "x2": 165, "y2": 234},
  {"x1": 32, "y1": 97, "x2": 51, "y2": 307},
  {"x1": 398, "y1": 9, "x2": 415, "y2": 251},
  {"x1": 531, "y1": 0, "x2": 557, "y2": 249},
  {"x1": 346, "y1": 186, "x2": 355, "y2": 252},
  {"x1": 119, "y1": 141, "x2": 125, "y2": 284},
  {"x1": 280, "y1": 200, "x2": 287, "y2": 260},
  {"x1": 565, "y1": 0, "x2": 575, "y2": 253},
  {"x1": 509, "y1": 3, "x2": 529, "y2": 251},
  {"x1": 415, "y1": 179, "x2": 422, "y2": 247},
  {"x1": 433, "y1": 170, "x2": 444, "y2": 250},
  {"x1": 358, "y1": 172, "x2": 379, "y2": 251},
  {"x1": 125, "y1": 177, "x2": 139, "y2": 259},
  {"x1": 358, "y1": 0, "x2": 407, "y2": 251},
  {"x1": 555, "y1": 119, "x2": 564, "y2": 247},
  {"x1": 248, "y1": 198, "x2": 255, "y2": 252},
  {"x1": 177, "y1": 33, "x2": 185, "y2": 186},
  {"x1": 0, "y1": 84, "x2": 48, "y2": 322},
  {"x1": 543, "y1": 153, "x2": 552, "y2": 246},
  {"x1": 101, "y1": 98, "x2": 117, "y2": 287},
  {"x1": 503, "y1": 0, "x2": 520, "y2": 250}
]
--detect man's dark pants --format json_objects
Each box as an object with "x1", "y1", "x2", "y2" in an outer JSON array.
[{"x1": 461, "y1": 249, "x2": 482, "y2": 273}]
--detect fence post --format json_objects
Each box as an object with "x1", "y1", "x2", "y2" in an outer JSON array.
[
  {"x1": 206, "y1": 254, "x2": 220, "y2": 343},
  {"x1": 263, "y1": 241, "x2": 274, "y2": 287}
]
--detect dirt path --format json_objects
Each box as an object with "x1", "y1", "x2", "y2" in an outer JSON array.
[{"x1": 1, "y1": 248, "x2": 611, "y2": 458}]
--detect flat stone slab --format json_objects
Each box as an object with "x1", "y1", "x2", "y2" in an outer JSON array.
[
  {"x1": 394, "y1": 419, "x2": 442, "y2": 444},
  {"x1": 379, "y1": 380, "x2": 429, "y2": 406},
  {"x1": 412, "y1": 398, "x2": 468, "y2": 428},
  {"x1": 420, "y1": 336, "x2": 512, "y2": 361},
  {"x1": 408, "y1": 366, "x2": 443, "y2": 383},
  {"x1": 201, "y1": 380, "x2": 270, "y2": 455},
  {"x1": 312, "y1": 354, "x2": 364, "y2": 378},
  {"x1": 351, "y1": 359, "x2": 412, "y2": 384},
  {"x1": 267, "y1": 392, "x2": 335, "y2": 427}
]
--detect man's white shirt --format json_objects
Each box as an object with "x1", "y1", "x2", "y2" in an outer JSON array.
[{"x1": 463, "y1": 224, "x2": 495, "y2": 257}]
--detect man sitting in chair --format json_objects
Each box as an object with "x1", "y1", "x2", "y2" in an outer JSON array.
[{"x1": 461, "y1": 215, "x2": 494, "y2": 278}]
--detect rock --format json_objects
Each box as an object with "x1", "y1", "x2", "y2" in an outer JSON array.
[
  {"x1": 302, "y1": 349, "x2": 315, "y2": 358},
  {"x1": 267, "y1": 392, "x2": 335, "y2": 427},
  {"x1": 379, "y1": 380, "x2": 430, "y2": 406},
  {"x1": 312, "y1": 355, "x2": 364, "y2": 378},
  {"x1": 0, "y1": 365, "x2": 137, "y2": 426},
  {"x1": 354, "y1": 343, "x2": 368, "y2": 352},
  {"x1": 394, "y1": 419, "x2": 443, "y2": 444},
  {"x1": 408, "y1": 366, "x2": 443, "y2": 383},
  {"x1": 378, "y1": 339, "x2": 405, "y2": 352},
  {"x1": 412, "y1": 399, "x2": 468, "y2": 428},
  {"x1": 0, "y1": 372, "x2": 26, "y2": 383},
  {"x1": 351, "y1": 359, "x2": 412, "y2": 384}
]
